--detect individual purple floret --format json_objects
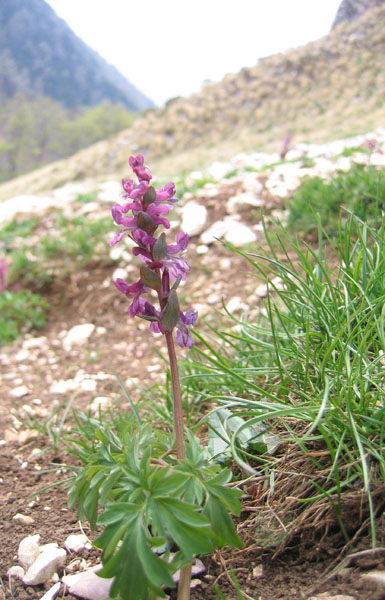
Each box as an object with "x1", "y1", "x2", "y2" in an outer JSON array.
[
  {"x1": 176, "y1": 310, "x2": 198, "y2": 349},
  {"x1": 110, "y1": 155, "x2": 197, "y2": 348}
]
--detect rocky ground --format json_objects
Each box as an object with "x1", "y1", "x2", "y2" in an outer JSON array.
[{"x1": 1, "y1": 130, "x2": 385, "y2": 599}]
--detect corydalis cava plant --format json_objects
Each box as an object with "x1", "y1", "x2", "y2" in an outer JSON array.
[
  {"x1": 110, "y1": 154, "x2": 197, "y2": 349},
  {"x1": 67, "y1": 156, "x2": 242, "y2": 600},
  {"x1": 110, "y1": 155, "x2": 197, "y2": 598}
]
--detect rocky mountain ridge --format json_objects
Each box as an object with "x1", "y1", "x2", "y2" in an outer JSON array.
[
  {"x1": 332, "y1": 0, "x2": 385, "y2": 28},
  {"x1": 0, "y1": 0, "x2": 154, "y2": 111}
]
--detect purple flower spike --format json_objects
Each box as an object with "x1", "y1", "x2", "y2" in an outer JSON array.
[
  {"x1": 176, "y1": 310, "x2": 197, "y2": 348},
  {"x1": 110, "y1": 155, "x2": 196, "y2": 347}
]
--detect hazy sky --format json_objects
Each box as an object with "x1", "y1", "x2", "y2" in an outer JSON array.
[{"x1": 45, "y1": 0, "x2": 342, "y2": 107}]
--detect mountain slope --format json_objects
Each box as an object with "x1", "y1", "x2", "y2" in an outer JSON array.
[
  {"x1": 0, "y1": 0, "x2": 154, "y2": 111},
  {"x1": 0, "y1": 2, "x2": 384, "y2": 199},
  {"x1": 331, "y1": 0, "x2": 385, "y2": 28}
]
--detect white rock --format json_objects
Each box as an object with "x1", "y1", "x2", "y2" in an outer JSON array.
[
  {"x1": 39, "y1": 542, "x2": 59, "y2": 553},
  {"x1": 15, "y1": 350, "x2": 29, "y2": 362},
  {"x1": 90, "y1": 397, "x2": 111, "y2": 413},
  {"x1": 196, "y1": 244, "x2": 209, "y2": 255},
  {"x1": 63, "y1": 324, "x2": 95, "y2": 347},
  {"x1": 50, "y1": 379, "x2": 77, "y2": 394},
  {"x1": 371, "y1": 153, "x2": 385, "y2": 166},
  {"x1": 312, "y1": 157, "x2": 336, "y2": 175},
  {"x1": 98, "y1": 181, "x2": 122, "y2": 203},
  {"x1": 53, "y1": 183, "x2": 87, "y2": 203},
  {"x1": 242, "y1": 173, "x2": 264, "y2": 195},
  {"x1": 23, "y1": 547, "x2": 66, "y2": 586},
  {"x1": 65, "y1": 534, "x2": 90, "y2": 553},
  {"x1": 252, "y1": 564, "x2": 263, "y2": 578},
  {"x1": 224, "y1": 223, "x2": 257, "y2": 247},
  {"x1": 307, "y1": 595, "x2": 356, "y2": 600},
  {"x1": 181, "y1": 202, "x2": 208, "y2": 236},
  {"x1": 80, "y1": 379, "x2": 97, "y2": 392},
  {"x1": 207, "y1": 161, "x2": 234, "y2": 180},
  {"x1": 39, "y1": 581, "x2": 61, "y2": 600},
  {"x1": 0, "y1": 195, "x2": 54, "y2": 225},
  {"x1": 112, "y1": 267, "x2": 129, "y2": 281},
  {"x1": 219, "y1": 257, "x2": 232, "y2": 270},
  {"x1": 109, "y1": 246, "x2": 125, "y2": 261},
  {"x1": 226, "y1": 192, "x2": 264, "y2": 214},
  {"x1": 63, "y1": 565, "x2": 113, "y2": 600},
  {"x1": 7, "y1": 565, "x2": 25, "y2": 580},
  {"x1": 361, "y1": 569, "x2": 385, "y2": 586},
  {"x1": 200, "y1": 219, "x2": 236, "y2": 245},
  {"x1": 18, "y1": 534, "x2": 41, "y2": 567},
  {"x1": 335, "y1": 156, "x2": 352, "y2": 172},
  {"x1": 23, "y1": 336, "x2": 48, "y2": 349},
  {"x1": 207, "y1": 293, "x2": 221, "y2": 305},
  {"x1": 13, "y1": 513, "x2": 35, "y2": 525},
  {"x1": 189, "y1": 170, "x2": 203, "y2": 181},
  {"x1": 226, "y1": 297, "x2": 243, "y2": 313},
  {"x1": 10, "y1": 386, "x2": 30, "y2": 398},
  {"x1": 173, "y1": 558, "x2": 205, "y2": 583}
]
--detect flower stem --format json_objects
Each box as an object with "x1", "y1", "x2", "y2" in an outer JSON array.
[
  {"x1": 164, "y1": 330, "x2": 191, "y2": 600},
  {"x1": 165, "y1": 331, "x2": 185, "y2": 460}
]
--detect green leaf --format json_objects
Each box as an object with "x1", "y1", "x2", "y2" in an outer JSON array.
[
  {"x1": 136, "y1": 526, "x2": 175, "y2": 589},
  {"x1": 140, "y1": 266, "x2": 161, "y2": 291},
  {"x1": 95, "y1": 520, "x2": 133, "y2": 562},
  {"x1": 153, "y1": 233, "x2": 168, "y2": 260},
  {"x1": 161, "y1": 290, "x2": 180, "y2": 332},
  {"x1": 156, "y1": 498, "x2": 216, "y2": 558},
  {"x1": 97, "y1": 502, "x2": 140, "y2": 526},
  {"x1": 99, "y1": 467, "x2": 123, "y2": 506},
  {"x1": 203, "y1": 496, "x2": 242, "y2": 549},
  {"x1": 171, "y1": 274, "x2": 182, "y2": 291},
  {"x1": 208, "y1": 408, "x2": 281, "y2": 460},
  {"x1": 207, "y1": 483, "x2": 242, "y2": 516},
  {"x1": 82, "y1": 484, "x2": 101, "y2": 529}
]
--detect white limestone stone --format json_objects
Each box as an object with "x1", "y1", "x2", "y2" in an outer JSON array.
[
  {"x1": 23, "y1": 547, "x2": 66, "y2": 586},
  {"x1": 199, "y1": 221, "x2": 226, "y2": 245},
  {"x1": 112, "y1": 267, "x2": 129, "y2": 281},
  {"x1": 98, "y1": 181, "x2": 122, "y2": 203},
  {"x1": 10, "y1": 386, "x2": 30, "y2": 398},
  {"x1": 63, "y1": 324, "x2": 95, "y2": 348},
  {"x1": 63, "y1": 565, "x2": 113, "y2": 600},
  {"x1": 65, "y1": 534, "x2": 91, "y2": 553},
  {"x1": 18, "y1": 534, "x2": 41, "y2": 568},
  {"x1": 50, "y1": 379, "x2": 77, "y2": 394},
  {"x1": 13, "y1": 513, "x2": 35, "y2": 525},
  {"x1": 7, "y1": 565, "x2": 25, "y2": 580},
  {"x1": 181, "y1": 201, "x2": 208, "y2": 236},
  {"x1": 39, "y1": 581, "x2": 61, "y2": 600},
  {"x1": 23, "y1": 337, "x2": 48, "y2": 349},
  {"x1": 226, "y1": 192, "x2": 264, "y2": 214},
  {"x1": 224, "y1": 223, "x2": 257, "y2": 246},
  {"x1": 196, "y1": 244, "x2": 209, "y2": 254}
]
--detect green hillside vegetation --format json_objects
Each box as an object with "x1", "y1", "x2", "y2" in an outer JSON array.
[
  {"x1": 0, "y1": 3, "x2": 384, "y2": 199},
  {"x1": 0, "y1": 95, "x2": 137, "y2": 182}
]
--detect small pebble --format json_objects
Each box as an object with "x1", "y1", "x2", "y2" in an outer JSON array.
[
  {"x1": 7, "y1": 565, "x2": 25, "y2": 580},
  {"x1": 13, "y1": 513, "x2": 35, "y2": 525},
  {"x1": 10, "y1": 385, "x2": 30, "y2": 398}
]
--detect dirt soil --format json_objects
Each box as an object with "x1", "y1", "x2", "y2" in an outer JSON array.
[{"x1": 1, "y1": 184, "x2": 385, "y2": 600}]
